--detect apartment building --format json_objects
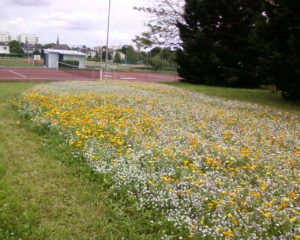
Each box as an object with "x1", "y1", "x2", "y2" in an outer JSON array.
[
  {"x1": 0, "y1": 31, "x2": 38, "y2": 44},
  {"x1": 20, "y1": 33, "x2": 38, "y2": 44},
  {"x1": 0, "y1": 32, "x2": 10, "y2": 42}
]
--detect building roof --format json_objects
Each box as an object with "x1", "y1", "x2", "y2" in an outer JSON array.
[
  {"x1": 44, "y1": 49, "x2": 86, "y2": 56},
  {"x1": 51, "y1": 44, "x2": 70, "y2": 50}
]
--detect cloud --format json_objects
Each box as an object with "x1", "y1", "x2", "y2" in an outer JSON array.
[
  {"x1": 10, "y1": 0, "x2": 49, "y2": 6},
  {"x1": 38, "y1": 11, "x2": 104, "y2": 31},
  {"x1": 2, "y1": 0, "x2": 148, "y2": 46},
  {"x1": 8, "y1": 17, "x2": 23, "y2": 25}
]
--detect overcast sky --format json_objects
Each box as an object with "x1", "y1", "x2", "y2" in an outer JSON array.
[{"x1": 0, "y1": 0, "x2": 149, "y2": 47}]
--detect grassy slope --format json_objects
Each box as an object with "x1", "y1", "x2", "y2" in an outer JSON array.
[
  {"x1": 163, "y1": 82, "x2": 300, "y2": 113},
  {"x1": 0, "y1": 82, "x2": 166, "y2": 240}
]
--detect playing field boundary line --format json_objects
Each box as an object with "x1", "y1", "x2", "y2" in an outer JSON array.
[
  {"x1": 120, "y1": 77, "x2": 137, "y2": 80},
  {"x1": 8, "y1": 70, "x2": 27, "y2": 78}
]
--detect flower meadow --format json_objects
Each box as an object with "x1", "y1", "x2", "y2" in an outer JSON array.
[{"x1": 15, "y1": 81, "x2": 299, "y2": 239}]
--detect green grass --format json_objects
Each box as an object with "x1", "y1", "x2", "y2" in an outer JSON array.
[
  {"x1": 0, "y1": 82, "x2": 179, "y2": 240},
  {"x1": 0, "y1": 59, "x2": 40, "y2": 67},
  {"x1": 163, "y1": 82, "x2": 300, "y2": 113}
]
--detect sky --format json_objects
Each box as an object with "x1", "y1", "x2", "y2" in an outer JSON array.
[{"x1": 0, "y1": 0, "x2": 149, "y2": 47}]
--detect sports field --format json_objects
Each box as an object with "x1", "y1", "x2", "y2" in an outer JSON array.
[{"x1": 0, "y1": 66, "x2": 179, "y2": 82}]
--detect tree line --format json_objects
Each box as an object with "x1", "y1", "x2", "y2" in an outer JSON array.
[{"x1": 136, "y1": 0, "x2": 300, "y2": 100}]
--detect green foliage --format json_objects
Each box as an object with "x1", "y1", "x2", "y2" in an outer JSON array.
[
  {"x1": 121, "y1": 45, "x2": 141, "y2": 64},
  {"x1": 100, "y1": 48, "x2": 112, "y2": 61},
  {"x1": 0, "y1": 53, "x2": 24, "y2": 58},
  {"x1": 114, "y1": 52, "x2": 122, "y2": 63},
  {"x1": 60, "y1": 60, "x2": 79, "y2": 68},
  {"x1": 257, "y1": 0, "x2": 300, "y2": 100},
  {"x1": 143, "y1": 47, "x2": 177, "y2": 70},
  {"x1": 177, "y1": 0, "x2": 263, "y2": 88},
  {"x1": 149, "y1": 47, "x2": 162, "y2": 57},
  {"x1": 0, "y1": 164, "x2": 36, "y2": 239},
  {"x1": 132, "y1": 33, "x2": 153, "y2": 49},
  {"x1": 148, "y1": 55, "x2": 170, "y2": 70},
  {"x1": 176, "y1": 0, "x2": 300, "y2": 100},
  {"x1": 8, "y1": 41, "x2": 24, "y2": 55},
  {"x1": 32, "y1": 49, "x2": 41, "y2": 55}
]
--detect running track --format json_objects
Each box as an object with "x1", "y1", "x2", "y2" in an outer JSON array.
[{"x1": 0, "y1": 67, "x2": 179, "y2": 82}]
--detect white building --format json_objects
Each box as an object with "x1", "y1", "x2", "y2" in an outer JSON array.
[
  {"x1": 0, "y1": 31, "x2": 10, "y2": 42},
  {"x1": 43, "y1": 49, "x2": 86, "y2": 69},
  {"x1": 0, "y1": 44, "x2": 10, "y2": 54},
  {"x1": 9, "y1": 33, "x2": 19, "y2": 42},
  {"x1": 112, "y1": 51, "x2": 125, "y2": 61},
  {"x1": 110, "y1": 45, "x2": 122, "y2": 51},
  {"x1": 20, "y1": 33, "x2": 38, "y2": 44},
  {"x1": 0, "y1": 31, "x2": 38, "y2": 44},
  {"x1": 87, "y1": 50, "x2": 96, "y2": 58}
]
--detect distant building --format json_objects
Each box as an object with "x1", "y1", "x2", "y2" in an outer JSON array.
[
  {"x1": 87, "y1": 50, "x2": 97, "y2": 58},
  {"x1": 9, "y1": 33, "x2": 19, "y2": 42},
  {"x1": 112, "y1": 50, "x2": 125, "y2": 61},
  {"x1": 78, "y1": 47, "x2": 96, "y2": 58},
  {"x1": 0, "y1": 32, "x2": 10, "y2": 42},
  {"x1": 51, "y1": 44, "x2": 70, "y2": 50},
  {"x1": 110, "y1": 45, "x2": 122, "y2": 51},
  {"x1": 0, "y1": 43, "x2": 10, "y2": 54},
  {"x1": 110, "y1": 45, "x2": 125, "y2": 61},
  {"x1": 20, "y1": 33, "x2": 38, "y2": 45},
  {"x1": 22, "y1": 44, "x2": 41, "y2": 54},
  {"x1": 43, "y1": 49, "x2": 86, "y2": 69},
  {"x1": 0, "y1": 31, "x2": 38, "y2": 44},
  {"x1": 51, "y1": 35, "x2": 70, "y2": 50},
  {"x1": 94, "y1": 45, "x2": 125, "y2": 61}
]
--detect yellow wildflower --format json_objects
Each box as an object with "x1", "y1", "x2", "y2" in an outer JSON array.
[{"x1": 264, "y1": 212, "x2": 273, "y2": 218}]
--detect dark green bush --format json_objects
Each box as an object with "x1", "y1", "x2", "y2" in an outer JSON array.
[
  {"x1": 0, "y1": 53, "x2": 24, "y2": 58},
  {"x1": 59, "y1": 60, "x2": 79, "y2": 68}
]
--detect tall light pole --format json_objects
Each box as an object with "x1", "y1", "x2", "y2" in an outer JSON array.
[{"x1": 105, "y1": 0, "x2": 111, "y2": 75}]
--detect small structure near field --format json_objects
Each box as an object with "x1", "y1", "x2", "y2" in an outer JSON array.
[
  {"x1": 43, "y1": 49, "x2": 86, "y2": 69},
  {"x1": 0, "y1": 43, "x2": 10, "y2": 54}
]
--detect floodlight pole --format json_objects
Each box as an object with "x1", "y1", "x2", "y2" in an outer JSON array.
[{"x1": 105, "y1": 0, "x2": 111, "y2": 76}]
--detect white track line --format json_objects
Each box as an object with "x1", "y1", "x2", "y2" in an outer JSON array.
[
  {"x1": 8, "y1": 70, "x2": 26, "y2": 78},
  {"x1": 120, "y1": 77, "x2": 137, "y2": 80}
]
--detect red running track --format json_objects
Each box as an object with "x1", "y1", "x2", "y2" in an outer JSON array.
[{"x1": 0, "y1": 67, "x2": 180, "y2": 82}]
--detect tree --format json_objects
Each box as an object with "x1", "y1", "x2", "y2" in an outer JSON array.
[
  {"x1": 9, "y1": 40, "x2": 24, "y2": 55},
  {"x1": 134, "y1": 0, "x2": 184, "y2": 47},
  {"x1": 257, "y1": 0, "x2": 300, "y2": 100},
  {"x1": 121, "y1": 45, "x2": 141, "y2": 64},
  {"x1": 176, "y1": 0, "x2": 263, "y2": 88},
  {"x1": 43, "y1": 43, "x2": 55, "y2": 49},
  {"x1": 114, "y1": 52, "x2": 122, "y2": 64},
  {"x1": 33, "y1": 49, "x2": 40, "y2": 55}
]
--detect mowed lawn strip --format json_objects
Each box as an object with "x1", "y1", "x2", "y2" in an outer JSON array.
[
  {"x1": 0, "y1": 82, "x2": 165, "y2": 240},
  {"x1": 163, "y1": 82, "x2": 300, "y2": 113},
  {"x1": 0, "y1": 59, "x2": 39, "y2": 67}
]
